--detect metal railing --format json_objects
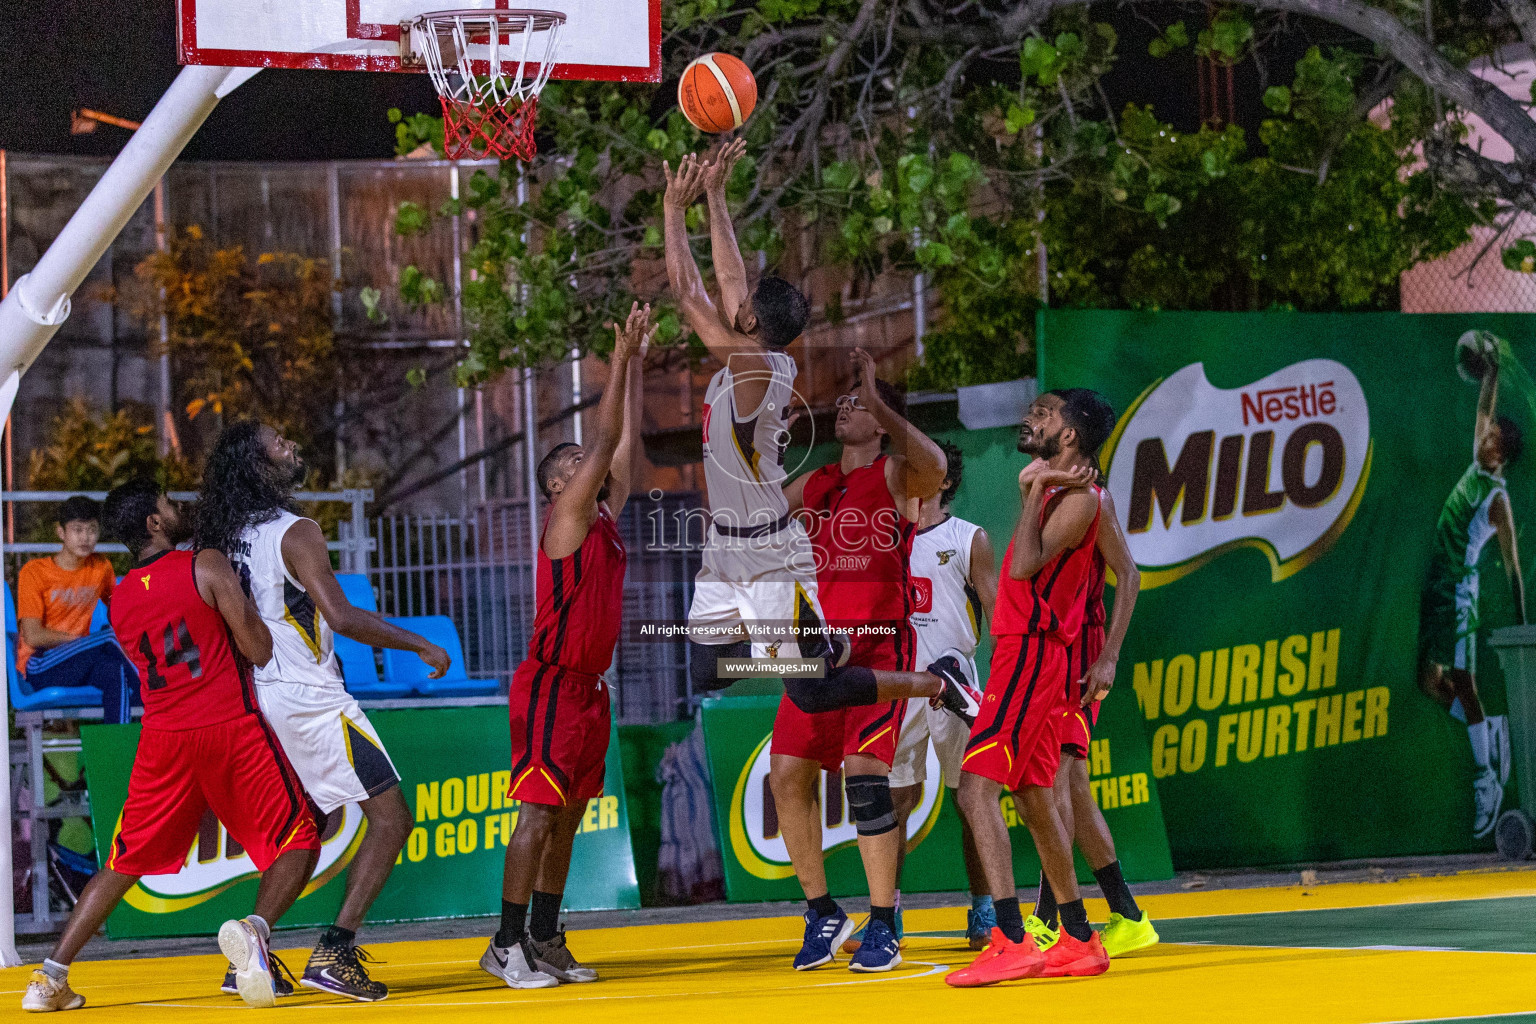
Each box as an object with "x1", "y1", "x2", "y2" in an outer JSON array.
[{"x1": 1, "y1": 490, "x2": 374, "y2": 573}]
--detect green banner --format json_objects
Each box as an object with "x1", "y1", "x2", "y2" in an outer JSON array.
[
  {"x1": 1039, "y1": 310, "x2": 1536, "y2": 868},
  {"x1": 702, "y1": 692, "x2": 1172, "y2": 902},
  {"x1": 80, "y1": 706, "x2": 639, "y2": 938}
]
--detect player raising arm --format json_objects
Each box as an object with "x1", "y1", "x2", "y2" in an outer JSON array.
[{"x1": 481, "y1": 303, "x2": 649, "y2": 991}]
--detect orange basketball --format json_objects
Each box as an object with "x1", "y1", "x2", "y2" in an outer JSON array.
[{"x1": 678, "y1": 53, "x2": 758, "y2": 133}]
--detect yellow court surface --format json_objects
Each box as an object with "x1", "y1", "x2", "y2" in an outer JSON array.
[{"x1": 6, "y1": 869, "x2": 1536, "y2": 1024}]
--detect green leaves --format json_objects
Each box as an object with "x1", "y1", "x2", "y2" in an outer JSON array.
[
  {"x1": 360, "y1": 286, "x2": 388, "y2": 325},
  {"x1": 1503, "y1": 240, "x2": 1536, "y2": 273},
  {"x1": 1005, "y1": 103, "x2": 1037, "y2": 134},
  {"x1": 394, "y1": 202, "x2": 431, "y2": 237},
  {"x1": 1263, "y1": 86, "x2": 1292, "y2": 115},
  {"x1": 398, "y1": 266, "x2": 443, "y2": 308},
  {"x1": 1196, "y1": 10, "x2": 1253, "y2": 64},
  {"x1": 1148, "y1": 21, "x2": 1189, "y2": 58}
]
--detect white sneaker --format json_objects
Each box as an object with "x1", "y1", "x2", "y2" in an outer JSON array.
[
  {"x1": 1474, "y1": 767, "x2": 1505, "y2": 839},
  {"x1": 218, "y1": 917, "x2": 276, "y2": 1009},
  {"x1": 22, "y1": 970, "x2": 85, "y2": 1012},
  {"x1": 1489, "y1": 716, "x2": 1512, "y2": 787},
  {"x1": 528, "y1": 927, "x2": 598, "y2": 983},
  {"x1": 480, "y1": 938, "x2": 559, "y2": 989}
]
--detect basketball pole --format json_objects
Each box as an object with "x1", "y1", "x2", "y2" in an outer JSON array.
[{"x1": 0, "y1": 61, "x2": 251, "y2": 969}]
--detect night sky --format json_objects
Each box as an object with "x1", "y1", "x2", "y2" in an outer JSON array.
[{"x1": 0, "y1": 3, "x2": 1331, "y2": 162}]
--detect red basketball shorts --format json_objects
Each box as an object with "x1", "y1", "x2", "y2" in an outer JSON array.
[
  {"x1": 508, "y1": 660, "x2": 611, "y2": 807},
  {"x1": 963, "y1": 633, "x2": 1068, "y2": 790},
  {"x1": 1060, "y1": 624, "x2": 1105, "y2": 760},
  {"x1": 106, "y1": 714, "x2": 319, "y2": 876},
  {"x1": 771, "y1": 616, "x2": 912, "y2": 770}
]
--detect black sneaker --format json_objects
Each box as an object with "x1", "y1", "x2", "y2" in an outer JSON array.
[
  {"x1": 221, "y1": 955, "x2": 295, "y2": 998},
  {"x1": 301, "y1": 944, "x2": 388, "y2": 1002},
  {"x1": 928, "y1": 649, "x2": 982, "y2": 727}
]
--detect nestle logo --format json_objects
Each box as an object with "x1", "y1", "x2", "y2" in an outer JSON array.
[{"x1": 1240, "y1": 383, "x2": 1337, "y2": 425}]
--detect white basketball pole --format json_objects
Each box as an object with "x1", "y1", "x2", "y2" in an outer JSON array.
[{"x1": 0, "y1": 61, "x2": 248, "y2": 969}]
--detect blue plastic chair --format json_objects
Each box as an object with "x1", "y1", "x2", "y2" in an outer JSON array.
[
  {"x1": 335, "y1": 573, "x2": 378, "y2": 612},
  {"x1": 5, "y1": 583, "x2": 102, "y2": 712},
  {"x1": 89, "y1": 599, "x2": 110, "y2": 634},
  {"x1": 327, "y1": 573, "x2": 411, "y2": 698},
  {"x1": 382, "y1": 615, "x2": 497, "y2": 697}
]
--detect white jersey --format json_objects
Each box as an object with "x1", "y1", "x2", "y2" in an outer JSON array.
[
  {"x1": 700, "y1": 350, "x2": 797, "y2": 530},
  {"x1": 230, "y1": 511, "x2": 343, "y2": 689},
  {"x1": 909, "y1": 515, "x2": 983, "y2": 668}
]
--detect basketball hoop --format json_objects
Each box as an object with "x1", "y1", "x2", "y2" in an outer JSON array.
[{"x1": 401, "y1": 9, "x2": 566, "y2": 162}]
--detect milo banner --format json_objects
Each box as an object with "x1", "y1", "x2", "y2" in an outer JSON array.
[
  {"x1": 703, "y1": 686, "x2": 1172, "y2": 902},
  {"x1": 80, "y1": 706, "x2": 639, "y2": 938},
  {"x1": 1039, "y1": 310, "x2": 1536, "y2": 867}
]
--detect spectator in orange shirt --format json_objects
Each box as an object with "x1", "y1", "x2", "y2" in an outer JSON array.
[{"x1": 16, "y1": 496, "x2": 138, "y2": 723}]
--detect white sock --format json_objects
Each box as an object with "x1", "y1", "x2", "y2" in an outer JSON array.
[
  {"x1": 1468, "y1": 720, "x2": 1491, "y2": 769},
  {"x1": 245, "y1": 914, "x2": 271, "y2": 941},
  {"x1": 41, "y1": 958, "x2": 69, "y2": 983},
  {"x1": 1449, "y1": 697, "x2": 1467, "y2": 723}
]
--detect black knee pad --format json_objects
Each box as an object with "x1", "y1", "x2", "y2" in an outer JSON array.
[
  {"x1": 784, "y1": 664, "x2": 877, "y2": 714},
  {"x1": 845, "y1": 774, "x2": 898, "y2": 836},
  {"x1": 689, "y1": 639, "x2": 751, "y2": 693}
]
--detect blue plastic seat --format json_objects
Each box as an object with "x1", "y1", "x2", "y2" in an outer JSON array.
[
  {"x1": 335, "y1": 573, "x2": 378, "y2": 612},
  {"x1": 5, "y1": 583, "x2": 102, "y2": 712},
  {"x1": 382, "y1": 615, "x2": 497, "y2": 697},
  {"x1": 90, "y1": 599, "x2": 110, "y2": 634}
]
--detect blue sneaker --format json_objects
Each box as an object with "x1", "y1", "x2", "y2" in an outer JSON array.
[
  {"x1": 843, "y1": 907, "x2": 907, "y2": 954},
  {"x1": 848, "y1": 918, "x2": 902, "y2": 973},
  {"x1": 795, "y1": 909, "x2": 855, "y2": 971},
  {"x1": 967, "y1": 897, "x2": 997, "y2": 951}
]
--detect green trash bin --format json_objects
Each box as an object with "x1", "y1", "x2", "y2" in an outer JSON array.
[{"x1": 1487, "y1": 625, "x2": 1536, "y2": 858}]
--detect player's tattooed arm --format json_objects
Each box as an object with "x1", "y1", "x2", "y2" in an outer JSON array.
[
  {"x1": 546, "y1": 304, "x2": 650, "y2": 558},
  {"x1": 1086, "y1": 489, "x2": 1139, "y2": 704},
  {"x1": 1008, "y1": 463, "x2": 1096, "y2": 580},
  {"x1": 968, "y1": 527, "x2": 998, "y2": 631},
  {"x1": 852, "y1": 348, "x2": 946, "y2": 507},
  {"x1": 703, "y1": 138, "x2": 750, "y2": 324},
  {"x1": 608, "y1": 317, "x2": 650, "y2": 520},
  {"x1": 662, "y1": 154, "x2": 770, "y2": 391},
  {"x1": 1492, "y1": 492, "x2": 1526, "y2": 624},
  {"x1": 282, "y1": 519, "x2": 450, "y2": 678},
  {"x1": 193, "y1": 548, "x2": 273, "y2": 667}
]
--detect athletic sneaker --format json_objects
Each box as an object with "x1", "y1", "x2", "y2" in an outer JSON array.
[
  {"x1": 528, "y1": 927, "x2": 597, "y2": 983},
  {"x1": 301, "y1": 944, "x2": 388, "y2": 1002},
  {"x1": 480, "y1": 937, "x2": 560, "y2": 989},
  {"x1": 22, "y1": 970, "x2": 85, "y2": 1012},
  {"x1": 1100, "y1": 912, "x2": 1160, "y2": 958},
  {"x1": 842, "y1": 907, "x2": 906, "y2": 954},
  {"x1": 794, "y1": 908, "x2": 855, "y2": 970},
  {"x1": 848, "y1": 918, "x2": 902, "y2": 973},
  {"x1": 222, "y1": 954, "x2": 295, "y2": 997},
  {"x1": 1474, "y1": 766, "x2": 1505, "y2": 838},
  {"x1": 218, "y1": 917, "x2": 276, "y2": 1009},
  {"x1": 1039, "y1": 929, "x2": 1110, "y2": 977},
  {"x1": 1023, "y1": 914, "x2": 1059, "y2": 951},
  {"x1": 1490, "y1": 715, "x2": 1512, "y2": 786},
  {"x1": 967, "y1": 898, "x2": 997, "y2": 951},
  {"x1": 945, "y1": 928, "x2": 1047, "y2": 987},
  {"x1": 928, "y1": 650, "x2": 982, "y2": 727}
]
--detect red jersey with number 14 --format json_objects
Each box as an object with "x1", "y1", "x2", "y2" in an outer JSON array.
[
  {"x1": 110, "y1": 550, "x2": 254, "y2": 731},
  {"x1": 992, "y1": 484, "x2": 1102, "y2": 645}
]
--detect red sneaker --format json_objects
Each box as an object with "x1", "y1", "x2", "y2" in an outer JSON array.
[
  {"x1": 1039, "y1": 929, "x2": 1110, "y2": 977},
  {"x1": 945, "y1": 928, "x2": 1047, "y2": 987}
]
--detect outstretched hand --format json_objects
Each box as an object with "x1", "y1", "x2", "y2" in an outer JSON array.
[
  {"x1": 853, "y1": 347, "x2": 882, "y2": 411},
  {"x1": 609, "y1": 302, "x2": 653, "y2": 363},
  {"x1": 703, "y1": 137, "x2": 747, "y2": 196},
  {"x1": 663, "y1": 154, "x2": 710, "y2": 211}
]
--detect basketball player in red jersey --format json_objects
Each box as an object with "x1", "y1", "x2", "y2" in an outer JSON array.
[
  {"x1": 948, "y1": 388, "x2": 1118, "y2": 987},
  {"x1": 22, "y1": 480, "x2": 319, "y2": 1013},
  {"x1": 1028, "y1": 487, "x2": 1160, "y2": 957},
  {"x1": 479, "y1": 303, "x2": 648, "y2": 991},
  {"x1": 770, "y1": 348, "x2": 960, "y2": 974}
]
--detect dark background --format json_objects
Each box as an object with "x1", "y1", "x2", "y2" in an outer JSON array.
[{"x1": 0, "y1": 2, "x2": 1339, "y2": 162}]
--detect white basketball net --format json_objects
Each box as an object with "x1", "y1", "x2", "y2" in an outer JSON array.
[{"x1": 403, "y1": 9, "x2": 566, "y2": 160}]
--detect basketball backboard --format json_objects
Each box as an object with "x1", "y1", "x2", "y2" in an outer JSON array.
[{"x1": 176, "y1": 0, "x2": 662, "y2": 82}]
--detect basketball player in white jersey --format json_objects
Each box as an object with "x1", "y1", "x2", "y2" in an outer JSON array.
[
  {"x1": 887, "y1": 442, "x2": 997, "y2": 948},
  {"x1": 663, "y1": 141, "x2": 832, "y2": 684},
  {"x1": 196, "y1": 422, "x2": 450, "y2": 1003}
]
